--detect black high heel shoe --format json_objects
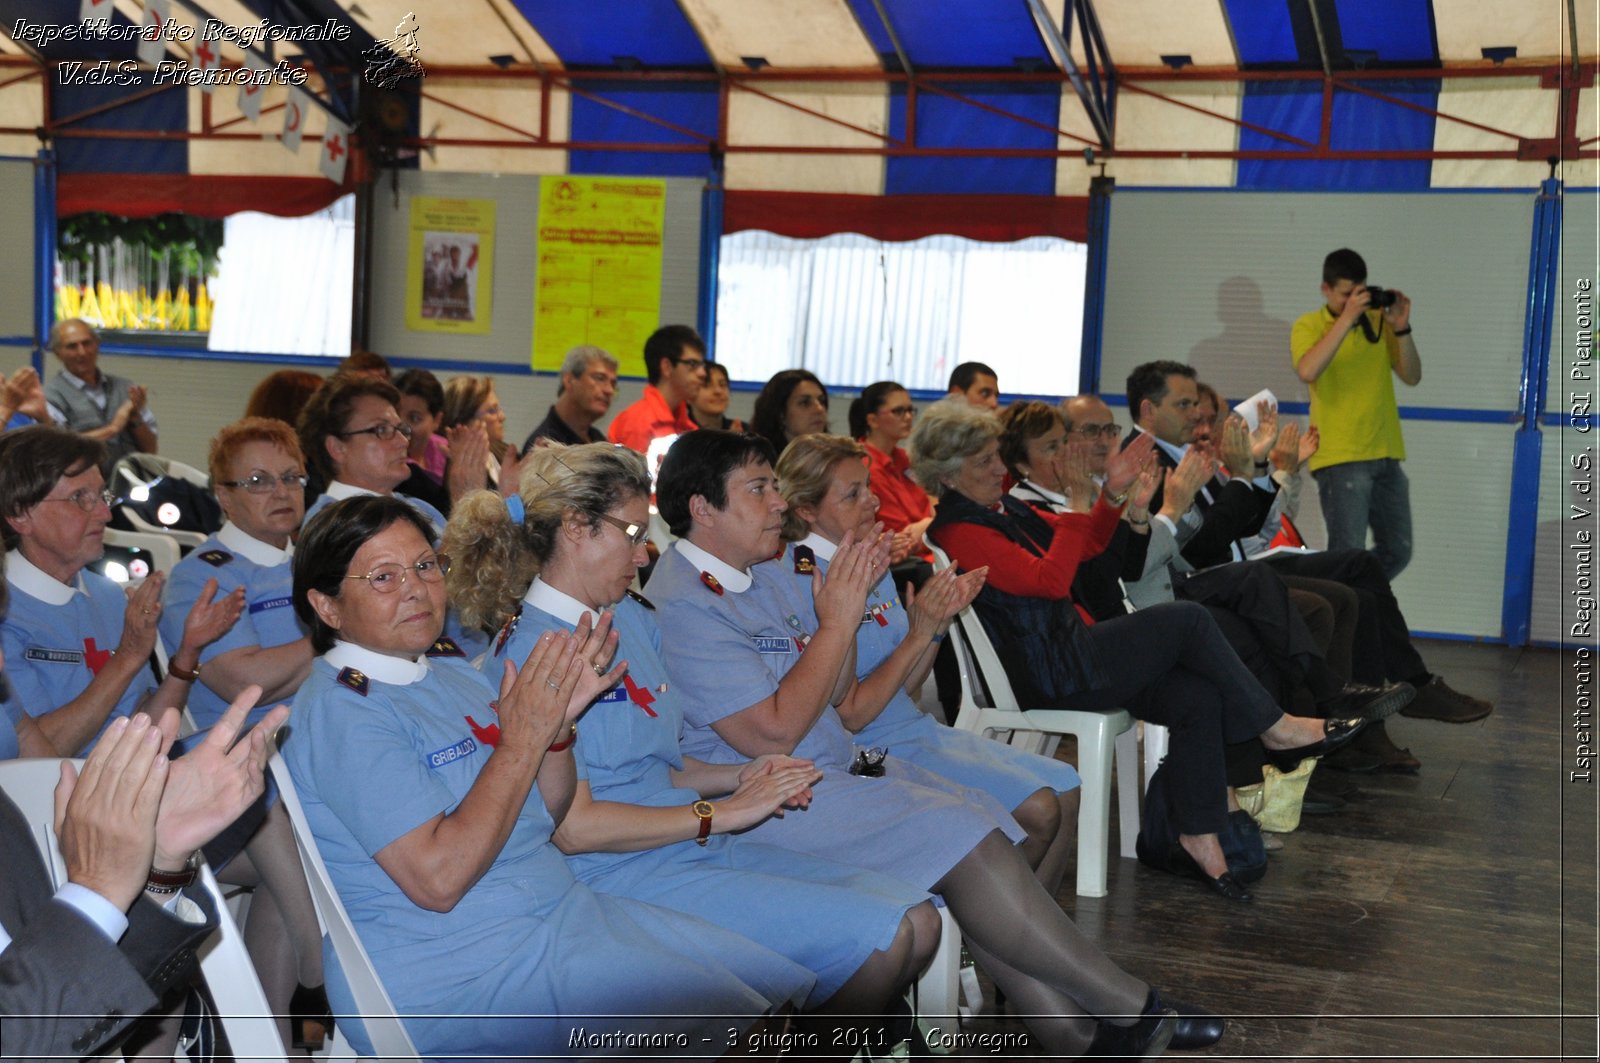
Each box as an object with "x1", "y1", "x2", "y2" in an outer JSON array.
[
  {"x1": 1083, "y1": 990, "x2": 1179, "y2": 1059},
  {"x1": 1264, "y1": 716, "x2": 1367, "y2": 773},
  {"x1": 289, "y1": 982, "x2": 334, "y2": 1052},
  {"x1": 1166, "y1": 843, "x2": 1254, "y2": 903}
]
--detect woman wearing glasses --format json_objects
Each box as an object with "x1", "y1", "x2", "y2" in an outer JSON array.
[
  {"x1": 443, "y1": 444, "x2": 939, "y2": 1036},
  {"x1": 0, "y1": 425, "x2": 243, "y2": 757},
  {"x1": 284, "y1": 495, "x2": 810, "y2": 1058},
  {"x1": 850, "y1": 381, "x2": 934, "y2": 564}
]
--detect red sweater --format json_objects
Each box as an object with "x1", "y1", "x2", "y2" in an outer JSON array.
[{"x1": 934, "y1": 495, "x2": 1123, "y2": 623}]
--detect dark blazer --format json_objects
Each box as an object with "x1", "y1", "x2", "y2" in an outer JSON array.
[
  {"x1": 1123, "y1": 428, "x2": 1277, "y2": 571},
  {"x1": 0, "y1": 789, "x2": 216, "y2": 1060}
]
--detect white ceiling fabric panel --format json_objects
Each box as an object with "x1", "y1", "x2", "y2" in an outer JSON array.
[
  {"x1": 1051, "y1": 0, "x2": 1237, "y2": 68},
  {"x1": 679, "y1": 0, "x2": 879, "y2": 69},
  {"x1": 725, "y1": 82, "x2": 887, "y2": 193},
  {"x1": 1434, "y1": 0, "x2": 1597, "y2": 62},
  {"x1": 419, "y1": 79, "x2": 570, "y2": 175},
  {"x1": 1431, "y1": 77, "x2": 1562, "y2": 187}
]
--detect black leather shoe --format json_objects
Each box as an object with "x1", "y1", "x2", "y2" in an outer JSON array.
[
  {"x1": 290, "y1": 982, "x2": 334, "y2": 1052},
  {"x1": 1166, "y1": 843, "x2": 1254, "y2": 902},
  {"x1": 1148, "y1": 988, "x2": 1226, "y2": 1050},
  {"x1": 1265, "y1": 717, "x2": 1367, "y2": 773},
  {"x1": 1084, "y1": 992, "x2": 1178, "y2": 1059},
  {"x1": 1319, "y1": 680, "x2": 1415, "y2": 722}
]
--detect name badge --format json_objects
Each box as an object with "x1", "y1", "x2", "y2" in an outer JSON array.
[
  {"x1": 752, "y1": 636, "x2": 794, "y2": 655},
  {"x1": 25, "y1": 647, "x2": 83, "y2": 665},
  {"x1": 249, "y1": 596, "x2": 292, "y2": 614},
  {"x1": 426, "y1": 736, "x2": 478, "y2": 768},
  {"x1": 598, "y1": 687, "x2": 629, "y2": 704}
]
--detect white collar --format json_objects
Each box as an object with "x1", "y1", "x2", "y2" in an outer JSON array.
[
  {"x1": 797, "y1": 531, "x2": 837, "y2": 562},
  {"x1": 523, "y1": 577, "x2": 605, "y2": 627},
  {"x1": 674, "y1": 538, "x2": 752, "y2": 593},
  {"x1": 324, "y1": 480, "x2": 376, "y2": 502},
  {"x1": 5, "y1": 548, "x2": 85, "y2": 605},
  {"x1": 63, "y1": 369, "x2": 102, "y2": 392},
  {"x1": 323, "y1": 641, "x2": 429, "y2": 685},
  {"x1": 217, "y1": 522, "x2": 293, "y2": 566},
  {"x1": 1015, "y1": 479, "x2": 1068, "y2": 507}
]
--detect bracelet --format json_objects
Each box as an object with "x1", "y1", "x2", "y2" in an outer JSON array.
[
  {"x1": 547, "y1": 725, "x2": 577, "y2": 753},
  {"x1": 1394, "y1": 326, "x2": 1413, "y2": 337},
  {"x1": 168, "y1": 659, "x2": 201, "y2": 682},
  {"x1": 1103, "y1": 488, "x2": 1129, "y2": 507}
]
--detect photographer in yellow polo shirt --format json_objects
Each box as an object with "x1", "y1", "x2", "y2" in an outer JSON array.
[{"x1": 1290, "y1": 248, "x2": 1421, "y2": 580}]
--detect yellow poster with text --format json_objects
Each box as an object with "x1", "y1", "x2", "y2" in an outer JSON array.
[
  {"x1": 532, "y1": 176, "x2": 664, "y2": 376},
  {"x1": 407, "y1": 197, "x2": 495, "y2": 334}
]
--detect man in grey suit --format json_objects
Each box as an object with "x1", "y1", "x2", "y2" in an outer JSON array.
[
  {"x1": 0, "y1": 686, "x2": 286, "y2": 1059},
  {"x1": 42, "y1": 319, "x2": 158, "y2": 464}
]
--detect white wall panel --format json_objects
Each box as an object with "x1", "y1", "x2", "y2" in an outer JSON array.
[
  {"x1": 420, "y1": 79, "x2": 569, "y2": 176},
  {"x1": 0, "y1": 159, "x2": 32, "y2": 341}
]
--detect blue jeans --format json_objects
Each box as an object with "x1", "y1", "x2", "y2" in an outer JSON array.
[{"x1": 1312, "y1": 458, "x2": 1413, "y2": 580}]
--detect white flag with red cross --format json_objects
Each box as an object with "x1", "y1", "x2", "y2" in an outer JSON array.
[
  {"x1": 320, "y1": 117, "x2": 351, "y2": 184},
  {"x1": 237, "y1": 51, "x2": 268, "y2": 122},
  {"x1": 192, "y1": 32, "x2": 222, "y2": 93}
]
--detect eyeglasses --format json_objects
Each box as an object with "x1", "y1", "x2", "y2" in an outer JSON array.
[
  {"x1": 674, "y1": 356, "x2": 707, "y2": 371},
  {"x1": 344, "y1": 555, "x2": 451, "y2": 593},
  {"x1": 884, "y1": 405, "x2": 915, "y2": 417},
  {"x1": 337, "y1": 421, "x2": 413, "y2": 442},
  {"x1": 1070, "y1": 423, "x2": 1122, "y2": 440},
  {"x1": 40, "y1": 487, "x2": 120, "y2": 513},
  {"x1": 474, "y1": 405, "x2": 503, "y2": 420},
  {"x1": 218, "y1": 471, "x2": 311, "y2": 494},
  {"x1": 598, "y1": 512, "x2": 651, "y2": 548}
]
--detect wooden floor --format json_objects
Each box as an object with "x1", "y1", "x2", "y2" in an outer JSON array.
[{"x1": 950, "y1": 641, "x2": 1598, "y2": 1061}]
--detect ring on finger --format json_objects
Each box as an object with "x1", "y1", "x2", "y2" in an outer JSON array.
[
  {"x1": 545, "y1": 678, "x2": 561, "y2": 690},
  {"x1": 591, "y1": 661, "x2": 606, "y2": 677}
]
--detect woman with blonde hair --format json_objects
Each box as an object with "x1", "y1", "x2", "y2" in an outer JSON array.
[
  {"x1": 776, "y1": 433, "x2": 1082, "y2": 895},
  {"x1": 442, "y1": 443, "x2": 940, "y2": 1041},
  {"x1": 442, "y1": 375, "x2": 510, "y2": 490}
]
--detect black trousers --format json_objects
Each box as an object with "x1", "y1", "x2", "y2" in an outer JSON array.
[
  {"x1": 1060, "y1": 601, "x2": 1284, "y2": 835},
  {"x1": 1262, "y1": 549, "x2": 1429, "y2": 687},
  {"x1": 891, "y1": 560, "x2": 961, "y2": 724}
]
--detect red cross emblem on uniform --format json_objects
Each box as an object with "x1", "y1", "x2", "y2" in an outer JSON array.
[
  {"x1": 466, "y1": 702, "x2": 502, "y2": 748},
  {"x1": 83, "y1": 638, "x2": 112, "y2": 676},
  {"x1": 622, "y1": 675, "x2": 658, "y2": 718}
]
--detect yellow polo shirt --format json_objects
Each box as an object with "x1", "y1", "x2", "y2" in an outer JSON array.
[{"x1": 1290, "y1": 306, "x2": 1406, "y2": 471}]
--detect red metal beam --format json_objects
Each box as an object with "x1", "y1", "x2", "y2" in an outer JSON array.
[
  {"x1": 726, "y1": 78, "x2": 896, "y2": 145},
  {"x1": 915, "y1": 80, "x2": 1098, "y2": 148},
  {"x1": 1118, "y1": 81, "x2": 1317, "y2": 149},
  {"x1": 0, "y1": 68, "x2": 40, "y2": 92},
  {"x1": 1336, "y1": 78, "x2": 1523, "y2": 142},
  {"x1": 552, "y1": 76, "x2": 714, "y2": 143},
  {"x1": 419, "y1": 88, "x2": 543, "y2": 142}
]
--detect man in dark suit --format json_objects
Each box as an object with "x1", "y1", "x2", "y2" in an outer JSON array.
[{"x1": 0, "y1": 687, "x2": 286, "y2": 1059}]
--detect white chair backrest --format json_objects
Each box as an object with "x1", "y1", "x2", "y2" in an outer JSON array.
[
  {"x1": 0, "y1": 757, "x2": 288, "y2": 1063},
  {"x1": 268, "y1": 753, "x2": 420, "y2": 1061},
  {"x1": 102, "y1": 528, "x2": 182, "y2": 583},
  {"x1": 928, "y1": 543, "x2": 1024, "y2": 713}
]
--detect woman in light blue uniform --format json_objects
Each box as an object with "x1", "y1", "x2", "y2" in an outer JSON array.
[
  {"x1": 646, "y1": 428, "x2": 1226, "y2": 1061},
  {"x1": 161, "y1": 418, "x2": 312, "y2": 731},
  {"x1": 296, "y1": 375, "x2": 485, "y2": 657},
  {"x1": 442, "y1": 444, "x2": 940, "y2": 1023},
  {"x1": 0, "y1": 426, "x2": 243, "y2": 757},
  {"x1": 776, "y1": 434, "x2": 1083, "y2": 894},
  {"x1": 285, "y1": 495, "x2": 809, "y2": 1060}
]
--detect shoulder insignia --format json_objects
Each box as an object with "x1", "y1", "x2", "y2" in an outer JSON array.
[
  {"x1": 336, "y1": 667, "x2": 369, "y2": 696},
  {"x1": 625, "y1": 588, "x2": 656, "y2": 611},
  {"x1": 699, "y1": 571, "x2": 724, "y2": 596},
  {"x1": 427, "y1": 636, "x2": 465, "y2": 658},
  {"x1": 494, "y1": 605, "x2": 522, "y2": 656},
  {"x1": 198, "y1": 549, "x2": 232, "y2": 567},
  {"x1": 793, "y1": 544, "x2": 816, "y2": 575}
]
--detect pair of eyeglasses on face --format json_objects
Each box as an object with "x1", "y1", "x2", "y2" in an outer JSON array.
[
  {"x1": 885, "y1": 405, "x2": 916, "y2": 417},
  {"x1": 1071, "y1": 423, "x2": 1123, "y2": 440},
  {"x1": 597, "y1": 512, "x2": 651, "y2": 548},
  {"x1": 674, "y1": 356, "x2": 707, "y2": 371},
  {"x1": 344, "y1": 555, "x2": 451, "y2": 593},
  {"x1": 218, "y1": 471, "x2": 311, "y2": 494},
  {"x1": 474, "y1": 405, "x2": 503, "y2": 420},
  {"x1": 39, "y1": 487, "x2": 120, "y2": 513},
  {"x1": 337, "y1": 422, "x2": 413, "y2": 442}
]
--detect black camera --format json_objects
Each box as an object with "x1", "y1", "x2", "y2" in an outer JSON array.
[{"x1": 1363, "y1": 285, "x2": 1398, "y2": 310}]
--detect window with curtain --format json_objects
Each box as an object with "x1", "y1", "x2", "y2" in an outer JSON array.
[{"x1": 715, "y1": 231, "x2": 1087, "y2": 397}]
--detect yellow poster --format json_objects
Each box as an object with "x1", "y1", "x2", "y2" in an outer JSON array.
[
  {"x1": 532, "y1": 176, "x2": 665, "y2": 375},
  {"x1": 407, "y1": 197, "x2": 495, "y2": 334}
]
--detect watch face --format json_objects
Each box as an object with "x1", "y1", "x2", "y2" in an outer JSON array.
[{"x1": 692, "y1": 801, "x2": 713, "y2": 817}]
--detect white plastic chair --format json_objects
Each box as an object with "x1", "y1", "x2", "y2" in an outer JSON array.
[
  {"x1": 928, "y1": 544, "x2": 1141, "y2": 899},
  {"x1": 269, "y1": 753, "x2": 420, "y2": 1061},
  {"x1": 102, "y1": 528, "x2": 182, "y2": 582},
  {"x1": 912, "y1": 905, "x2": 982, "y2": 1028},
  {"x1": 0, "y1": 757, "x2": 289, "y2": 1063}
]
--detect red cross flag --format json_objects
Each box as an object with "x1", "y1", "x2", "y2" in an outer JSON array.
[
  {"x1": 281, "y1": 89, "x2": 307, "y2": 154},
  {"x1": 237, "y1": 51, "x2": 269, "y2": 122},
  {"x1": 79, "y1": 0, "x2": 112, "y2": 23},
  {"x1": 137, "y1": 0, "x2": 171, "y2": 67},
  {"x1": 192, "y1": 34, "x2": 221, "y2": 94},
  {"x1": 319, "y1": 117, "x2": 351, "y2": 184}
]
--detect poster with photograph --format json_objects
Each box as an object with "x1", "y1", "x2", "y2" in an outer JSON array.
[
  {"x1": 532, "y1": 176, "x2": 664, "y2": 376},
  {"x1": 407, "y1": 197, "x2": 495, "y2": 334}
]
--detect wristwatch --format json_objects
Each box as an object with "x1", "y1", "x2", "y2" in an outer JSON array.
[
  {"x1": 145, "y1": 851, "x2": 201, "y2": 894},
  {"x1": 692, "y1": 800, "x2": 714, "y2": 846}
]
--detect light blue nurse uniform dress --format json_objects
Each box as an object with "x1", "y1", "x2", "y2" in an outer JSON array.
[
  {"x1": 0, "y1": 700, "x2": 22, "y2": 761},
  {"x1": 302, "y1": 487, "x2": 487, "y2": 658},
  {"x1": 283, "y1": 639, "x2": 811, "y2": 1061},
  {"x1": 644, "y1": 540, "x2": 1025, "y2": 893},
  {"x1": 1, "y1": 550, "x2": 153, "y2": 755},
  {"x1": 493, "y1": 579, "x2": 931, "y2": 1007},
  {"x1": 786, "y1": 534, "x2": 1080, "y2": 808},
  {"x1": 159, "y1": 523, "x2": 306, "y2": 730}
]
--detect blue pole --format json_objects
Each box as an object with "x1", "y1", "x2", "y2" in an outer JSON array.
[
  {"x1": 33, "y1": 148, "x2": 56, "y2": 377},
  {"x1": 1078, "y1": 175, "x2": 1113, "y2": 395},
  {"x1": 697, "y1": 151, "x2": 725, "y2": 362},
  {"x1": 1501, "y1": 177, "x2": 1562, "y2": 645}
]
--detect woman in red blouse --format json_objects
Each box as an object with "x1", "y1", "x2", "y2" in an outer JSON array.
[
  {"x1": 911, "y1": 400, "x2": 1367, "y2": 904},
  {"x1": 849, "y1": 381, "x2": 934, "y2": 562}
]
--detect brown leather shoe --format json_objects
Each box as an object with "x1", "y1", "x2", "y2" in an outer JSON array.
[
  {"x1": 1354, "y1": 719, "x2": 1422, "y2": 774},
  {"x1": 1400, "y1": 675, "x2": 1493, "y2": 723}
]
